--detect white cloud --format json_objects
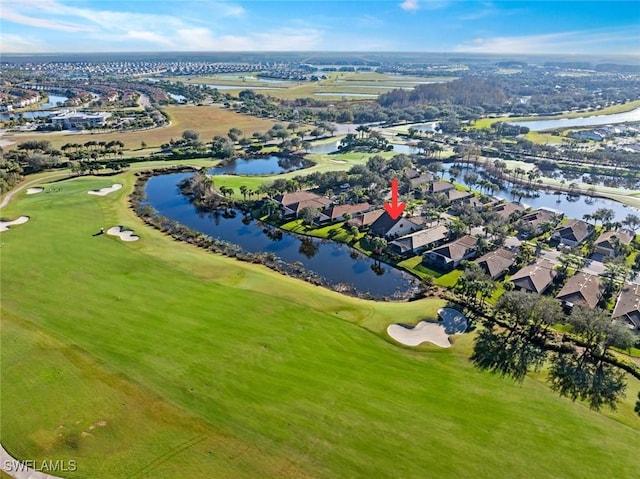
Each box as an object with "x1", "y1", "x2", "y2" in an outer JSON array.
[
  {"x1": 455, "y1": 28, "x2": 640, "y2": 54},
  {"x1": 400, "y1": 0, "x2": 419, "y2": 12},
  {"x1": 0, "y1": 7, "x2": 93, "y2": 32},
  {"x1": 0, "y1": 33, "x2": 46, "y2": 52}
]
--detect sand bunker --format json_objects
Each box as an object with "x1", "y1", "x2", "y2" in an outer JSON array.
[
  {"x1": 26, "y1": 187, "x2": 44, "y2": 195},
  {"x1": 107, "y1": 226, "x2": 139, "y2": 242},
  {"x1": 88, "y1": 184, "x2": 122, "y2": 196},
  {"x1": 387, "y1": 308, "x2": 468, "y2": 348},
  {"x1": 387, "y1": 321, "x2": 452, "y2": 348},
  {"x1": 0, "y1": 216, "x2": 29, "y2": 232}
]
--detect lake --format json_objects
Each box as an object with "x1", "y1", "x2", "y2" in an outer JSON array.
[
  {"x1": 205, "y1": 84, "x2": 284, "y2": 90},
  {"x1": 314, "y1": 92, "x2": 379, "y2": 98},
  {"x1": 509, "y1": 107, "x2": 640, "y2": 131},
  {"x1": 145, "y1": 173, "x2": 421, "y2": 299},
  {"x1": 41, "y1": 94, "x2": 69, "y2": 109},
  {"x1": 210, "y1": 156, "x2": 309, "y2": 176},
  {"x1": 444, "y1": 163, "x2": 640, "y2": 222},
  {"x1": 306, "y1": 141, "x2": 418, "y2": 155}
]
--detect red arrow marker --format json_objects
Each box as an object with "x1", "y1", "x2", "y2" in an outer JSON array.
[{"x1": 383, "y1": 178, "x2": 406, "y2": 220}]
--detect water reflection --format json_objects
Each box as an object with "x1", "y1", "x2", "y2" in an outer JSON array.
[{"x1": 145, "y1": 172, "x2": 420, "y2": 298}]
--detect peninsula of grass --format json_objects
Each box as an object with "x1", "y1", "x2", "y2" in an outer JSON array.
[{"x1": 1, "y1": 170, "x2": 640, "y2": 478}]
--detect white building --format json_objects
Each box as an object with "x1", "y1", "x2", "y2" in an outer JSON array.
[{"x1": 50, "y1": 110, "x2": 111, "y2": 129}]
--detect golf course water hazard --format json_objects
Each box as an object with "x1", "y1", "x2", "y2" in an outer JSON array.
[{"x1": 145, "y1": 173, "x2": 420, "y2": 299}]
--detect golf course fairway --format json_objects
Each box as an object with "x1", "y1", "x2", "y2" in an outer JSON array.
[{"x1": 1, "y1": 171, "x2": 639, "y2": 479}]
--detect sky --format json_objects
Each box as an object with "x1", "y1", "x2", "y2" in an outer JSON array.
[{"x1": 1, "y1": 0, "x2": 639, "y2": 54}]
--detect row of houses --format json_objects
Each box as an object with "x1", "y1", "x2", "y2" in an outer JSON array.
[
  {"x1": 272, "y1": 187, "x2": 638, "y2": 330},
  {"x1": 0, "y1": 90, "x2": 42, "y2": 110}
]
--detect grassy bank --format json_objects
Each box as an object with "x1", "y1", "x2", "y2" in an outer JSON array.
[{"x1": 1, "y1": 170, "x2": 639, "y2": 478}]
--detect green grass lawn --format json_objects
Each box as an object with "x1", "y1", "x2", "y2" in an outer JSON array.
[{"x1": 1, "y1": 172, "x2": 639, "y2": 478}]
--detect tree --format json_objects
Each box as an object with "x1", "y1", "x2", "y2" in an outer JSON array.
[
  {"x1": 140, "y1": 140, "x2": 147, "y2": 150},
  {"x1": 463, "y1": 172, "x2": 479, "y2": 191},
  {"x1": 548, "y1": 307, "x2": 633, "y2": 411},
  {"x1": 427, "y1": 161, "x2": 443, "y2": 180},
  {"x1": 182, "y1": 130, "x2": 201, "y2": 147},
  {"x1": 636, "y1": 392, "x2": 640, "y2": 417},
  {"x1": 239, "y1": 185, "x2": 249, "y2": 200},
  {"x1": 471, "y1": 291, "x2": 562, "y2": 383},
  {"x1": 227, "y1": 127, "x2": 243, "y2": 143},
  {"x1": 299, "y1": 206, "x2": 320, "y2": 225},
  {"x1": 456, "y1": 263, "x2": 495, "y2": 308},
  {"x1": 622, "y1": 213, "x2": 640, "y2": 232}
]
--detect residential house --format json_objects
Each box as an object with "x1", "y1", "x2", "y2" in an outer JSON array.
[
  {"x1": 594, "y1": 230, "x2": 634, "y2": 258},
  {"x1": 517, "y1": 209, "x2": 561, "y2": 238},
  {"x1": 388, "y1": 225, "x2": 449, "y2": 256},
  {"x1": 445, "y1": 189, "x2": 473, "y2": 205},
  {"x1": 318, "y1": 202, "x2": 371, "y2": 224},
  {"x1": 612, "y1": 283, "x2": 640, "y2": 331},
  {"x1": 474, "y1": 247, "x2": 516, "y2": 280},
  {"x1": 410, "y1": 174, "x2": 435, "y2": 190},
  {"x1": 428, "y1": 181, "x2": 456, "y2": 194},
  {"x1": 556, "y1": 272, "x2": 603, "y2": 309},
  {"x1": 492, "y1": 202, "x2": 525, "y2": 221},
  {"x1": 347, "y1": 209, "x2": 385, "y2": 230},
  {"x1": 510, "y1": 259, "x2": 557, "y2": 294},
  {"x1": 550, "y1": 219, "x2": 594, "y2": 247},
  {"x1": 275, "y1": 191, "x2": 332, "y2": 218},
  {"x1": 370, "y1": 213, "x2": 426, "y2": 238},
  {"x1": 422, "y1": 235, "x2": 479, "y2": 271}
]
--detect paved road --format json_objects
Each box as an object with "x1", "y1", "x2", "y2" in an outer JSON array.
[{"x1": 0, "y1": 173, "x2": 69, "y2": 210}]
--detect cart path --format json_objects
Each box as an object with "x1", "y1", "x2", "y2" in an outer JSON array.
[{"x1": 0, "y1": 444, "x2": 66, "y2": 479}]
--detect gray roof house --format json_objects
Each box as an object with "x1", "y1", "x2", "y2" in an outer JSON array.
[
  {"x1": 422, "y1": 235, "x2": 479, "y2": 272},
  {"x1": 474, "y1": 247, "x2": 516, "y2": 280},
  {"x1": 556, "y1": 272, "x2": 603, "y2": 309},
  {"x1": 510, "y1": 259, "x2": 557, "y2": 294},
  {"x1": 612, "y1": 283, "x2": 640, "y2": 331},
  {"x1": 594, "y1": 230, "x2": 634, "y2": 257},
  {"x1": 389, "y1": 225, "x2": 449, "y2": 256},
  {"x1": 550, "y1": 219, "x2": 594, "y2": 247}
]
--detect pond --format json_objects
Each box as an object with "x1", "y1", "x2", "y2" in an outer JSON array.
[
  {"x1": 210, "y1": 156, "x2": 309, "y2": 176},
  {"x1": 306, "y1": 140, "x2": 418, "y2": 155},
  {"x1": 508, "y1": 107, "x2": 640, "y2": 131},
  {"x1": 204, "y1": 84, "x2": 285, "y2": 90},
  {"x1": 216, "y1": 74, "x2": 294, "y2": 84},
  {"x1": 313, "y1": 92, "x2": 379, "y2": 98},
  {"x1": 41, "y1": 94, "x2": 69, "y2": 108},
  {"x1": 145, "y1": 173, "x2": 421, "y2": 299},
  {"x1": 444, "y1": 163, "x2": 640, "y2": 222}
]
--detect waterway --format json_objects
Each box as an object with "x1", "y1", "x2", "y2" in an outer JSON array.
[
  {"x1": 509, "y1": 107, "x2": 640, "y2": 131},
  {"x1": 444, "y1": 163, "x2": 640, "y2": 222},
  {"x1": 145, "y1": 172, "x2": 420, "y2": 298},
  {"x1": 210, "y1": 156, "x2": 309, "y2": 176}
]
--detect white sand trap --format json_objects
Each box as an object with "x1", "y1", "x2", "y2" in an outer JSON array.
[
  {"x1": 388, "y1": 309, "x2": 468, "y2": 348},
  {"x1": 88, "y1": 184, "x2": 122, "y2": 196},
  {"x1": 0, "y1": 216, "x2": 29, "y2": 232},
  {"x1": 387, "y1": 321, "x2": 452, "y2": 348},
  {"x1": 330, "y1": 160, "x2": 348, "y2": 163},
  {"x1": 107, "y1": 226, "x2": 139, "y2": 242},
  {"x1": 26, "y1": 187, "x2": 44, "y2": 195}
]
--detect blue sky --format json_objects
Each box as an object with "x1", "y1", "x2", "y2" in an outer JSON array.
[{"x1": 1, "y1": 1, "x2": 639, "y2": 54}]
